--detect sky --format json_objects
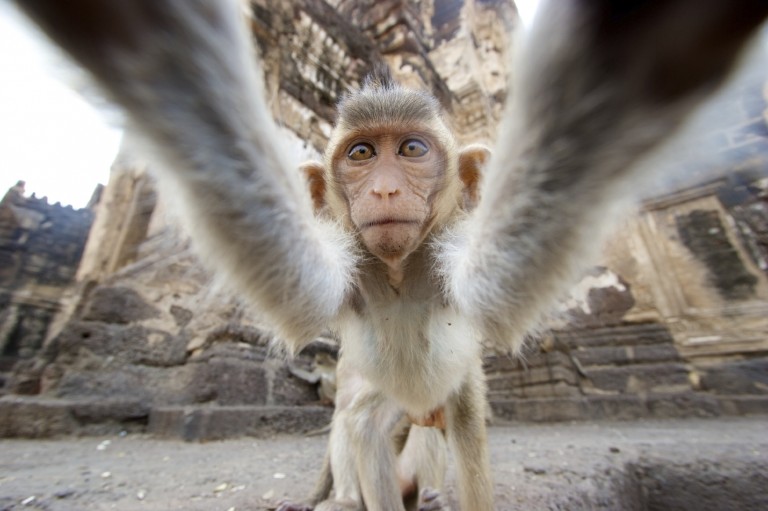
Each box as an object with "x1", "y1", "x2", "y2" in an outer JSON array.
[
  {"x1": 0, "y1": 1, "x2": 541, "y2": 209},
  {"x1": 0, "y1": 3, "x2": 122, "y2": 209}
]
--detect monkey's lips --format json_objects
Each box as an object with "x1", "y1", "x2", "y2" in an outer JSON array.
[{"x1": 359, "y1": 218, "x2": 420, "y2": 229}]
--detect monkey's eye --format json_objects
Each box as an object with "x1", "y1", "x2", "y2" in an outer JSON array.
[
  {"x1": 348, "y1": 143, "x2": 376, "y2": 161},
  {"x1": 398, "y1": 139, "x2": 428, "y2": 157}
]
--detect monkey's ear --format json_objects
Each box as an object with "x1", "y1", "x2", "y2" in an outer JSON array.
[
  {"x1": 458, "y1": 144, "x2": 491, "y2": 212},
  {"x1": 299, "y1": 160, "x2": 326, "y2": 214}
]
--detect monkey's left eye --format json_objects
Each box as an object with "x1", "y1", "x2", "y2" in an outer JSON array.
[{"x1": 398, "y1": 139, "x2": 428, "y2": 157}]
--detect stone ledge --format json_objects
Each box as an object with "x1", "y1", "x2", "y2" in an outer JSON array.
[
  {"x1": 491, "y1": 393, "x2": 768, "y2": 423},
  {"x1": 0, "y1": 396, "x2": 149, "y2": 438},
  {"x1": 148, "y1": 405, "x2": 333, "y2": 441},
  {"x1": 555, "y1": 324, "x2": 674, "y2": 349}
]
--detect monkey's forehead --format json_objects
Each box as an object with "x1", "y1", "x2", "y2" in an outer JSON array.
[{"x1": 336, "y1": 88, "x2": 444, "y2": 131}]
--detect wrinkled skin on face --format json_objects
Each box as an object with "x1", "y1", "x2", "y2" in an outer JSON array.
[{"x1": 335, "y1": 131, "x2": 446, "y2": 268}]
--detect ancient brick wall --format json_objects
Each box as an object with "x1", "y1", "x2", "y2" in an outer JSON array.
[
  {"x1": 2, "y1": 1, "x2": 768, "y2": 437},
  {"x1": 0, "y1": 185, "x2": 94, "y2": 381}
]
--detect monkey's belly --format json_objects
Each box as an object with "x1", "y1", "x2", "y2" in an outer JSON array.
[{"x1": 337, "y1": 306, "x2": 481, "y2": 416}]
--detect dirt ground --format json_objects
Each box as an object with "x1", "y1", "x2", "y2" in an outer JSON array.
[{"x1": 1, "y1": 416, "x2": 766, "y2": 511}]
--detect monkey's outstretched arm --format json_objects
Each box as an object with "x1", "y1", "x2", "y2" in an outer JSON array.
[
  {"x1": 16, "y1": 0, "x2": 357, "y2": 352},
  {"x1": 441, "y1": 0, "x2": 768, "y2": 351}
]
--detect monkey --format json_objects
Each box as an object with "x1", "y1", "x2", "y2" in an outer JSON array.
[
  {"x1": 13, "y1": 0, "x2": 767, "y2": 510},
  {"x1": 289, "y1": 352, "x2": 338, "y2": 406},
  {"x1": 296, "y1": 139, "x2": 475, "y2": 509}
]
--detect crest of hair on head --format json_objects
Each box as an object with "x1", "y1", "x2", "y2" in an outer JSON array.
[{"x1": 327, "y1": 65, "x2": 457, "y2": 163}]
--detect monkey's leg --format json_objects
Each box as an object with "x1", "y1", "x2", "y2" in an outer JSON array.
[
  {"x1": 397, "y1": 426, "x2": 448, "y2": 511},
  {"x1": 445, "y1": 369, "x2": 493, "y2": 511},
  {"x1": 308, "y1": 449, "x2": 334, "y2": 505},
  {"x1": 333, "y1": 389, "x2": 405, "y2": 511}
]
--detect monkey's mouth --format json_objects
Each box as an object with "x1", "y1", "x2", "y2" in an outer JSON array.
[{"x1": 360, "y1": 218, "x2": 420, "y2": 229}]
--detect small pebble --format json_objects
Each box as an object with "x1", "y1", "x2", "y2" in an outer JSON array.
[
  {"x1": 54, "y1": 489, "x2": 75, "y2": 499},
  {"x1": 524, "y1": 465, "x2": 547, "y2": 475}
]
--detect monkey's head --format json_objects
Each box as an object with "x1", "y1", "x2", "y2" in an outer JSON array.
[{"x1": 303, "y1": 67, "x2": 489, "y2": 269}]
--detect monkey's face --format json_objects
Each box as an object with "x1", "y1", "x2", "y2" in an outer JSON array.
[{"x1": 335, "y1": 132, "x2": 446, "y2": 265}]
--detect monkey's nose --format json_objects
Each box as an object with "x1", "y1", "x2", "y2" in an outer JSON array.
[{"x1": 372, "y1": 186, "x2": 400, "y2": 199}]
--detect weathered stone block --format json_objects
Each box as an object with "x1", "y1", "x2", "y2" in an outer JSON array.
[
  {"x1": 555, "y1": 324, "x2": 674, "y2": 349},
  {"x1": 630, "y1": 344, "x2": 681, "y2": 364},
  {"x1": 587, "y1": 395, "x2": 648, "y2": 420},
  {"x1": 148, "y1": 405, "x2": 333, "y2": 441},
  {"x1": 518, "y1": 381, "x2": 581, "y2": 399},
  {"x1": 699, "y1": 358, "x2": 768, "y2": 395},
  {"x1": 191, "y1": 358, "x2": 269, "y2": 406},
  {"x1": 715, "y1": 395, "x2": 768, "y2": 416},
  {"x1": 81, "y1": 286, "x2": 160, "y2": 324},
  {"x1": 645, "y1": 393, "x2": 721, "y2": 419},
  {"x1": 483, "y1": 350, "x2": 570, "y2": 373},
  {"x1": 492, "y1": 398, "x2": 587, "y2": 423},
  {"x1": 54, "y1": 320, "x2": 186, "y2": 367},
  {"x1": 584, "y1": 363, "x2": 690, "y2": 393},
  {"x1": 487, "y1": 365, "x2": 579, "y2": 392},
  {"x1": 572, "y1": 346, "x2": 629, "y2": 367},
  {"x1": 0, "y1": 396, "x2": 77, "y2": 438}
]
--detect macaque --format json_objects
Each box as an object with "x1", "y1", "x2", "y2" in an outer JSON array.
[
  {"x1": 289, "y1": 352, "x2": 338, "y2": 406},
  {"x1": 14, "y1": 0, "x2": 767, "y2": 510}
]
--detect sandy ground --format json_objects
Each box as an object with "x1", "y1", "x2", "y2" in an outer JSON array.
[{"x1": 1, "y1": 416, "x2": 766, "y2": 511}]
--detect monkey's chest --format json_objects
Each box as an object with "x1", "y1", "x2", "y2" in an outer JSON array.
[{"x1": 337, "y1": 302, "x2": 481, "y2": 415}]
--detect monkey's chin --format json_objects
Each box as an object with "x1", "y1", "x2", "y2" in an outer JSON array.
[{"x1": 360, "y1": 223, "x2": 421, "y2": 266}]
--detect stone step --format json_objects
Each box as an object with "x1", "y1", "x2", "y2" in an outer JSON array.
[
  {"x1": 149, "y1": 405, "x2": 332, "y2": 441},
  {"x1": 483, "y1": 350, "x2": 571, "y2": 373},
  {"x1": 571, "y1": 343, "x2": 682, "y2": 368},
  {"x1": 581, "y1": 362, "x2": 691, "y2": 394},
  {"x1": 0, "y1": 396, "x2": 332, "y2": 440},
  {"x1": 490, "y1": 394, "x2": 768, "y2": 423},
  {"x1": 486, "y1": 364, "x2": 579, "y2": 391},
  {"x1": 554, "y1": 323, "x2": 674, "y2": 349},
  {"x1": 0, "y1": 396, "x2": 150, "y2": 438},
  {"x1": 487, "y1": 380, "x2": 581, "y2": 400}
]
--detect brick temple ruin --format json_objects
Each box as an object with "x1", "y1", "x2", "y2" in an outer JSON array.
[{"x1": 1, "y1": 0, "x2": 767, "y2": 439}]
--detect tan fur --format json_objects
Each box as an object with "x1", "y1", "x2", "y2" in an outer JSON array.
[
  {"x1": 15, "y1": 1, "x2": 767, "y2": 510},
  {"x1": 457, "y1": 144, "x2": 490, "y2": 212},
  {"x1": 300, "y1": 161, "x2": 328, "y2": 216}
]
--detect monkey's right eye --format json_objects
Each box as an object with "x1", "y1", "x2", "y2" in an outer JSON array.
[{"x1": 348, "y1": 143, "x2": 376, "y2": 161}]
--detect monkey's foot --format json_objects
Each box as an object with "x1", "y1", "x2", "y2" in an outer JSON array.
[
  {"x1": 314, "y1": 498, "x2": 361, "y2": 511},
  {"x1": 418, "y1": 487, "x2": 449, "y2": 511},
  {"x1": 274, "y1": 501, "x2": 313, "y2": 511}
]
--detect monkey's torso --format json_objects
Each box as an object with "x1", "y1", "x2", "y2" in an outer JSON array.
[{"x1": 333, "y1": 245, "x2": 483, "y2": 416}]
